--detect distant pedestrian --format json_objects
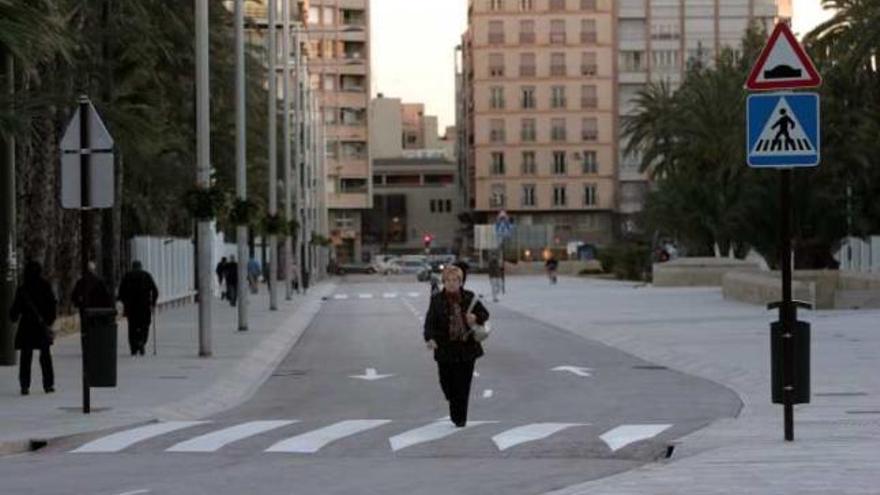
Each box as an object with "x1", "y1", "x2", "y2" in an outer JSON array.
[
  {"x1": 247, "y1": 257, "x2": 261, "y2": 294},
  {"x1": 117, "y1": 260, "x2": 159, "y2": 356},
  {"x1": 9, "y1": 261, "x2": 57, "y2": 395},
  {"x1": 545, "y1": 256, "x2": 559, "y2": 285},
  {"x1": 301, "y1": 266, "x2": 310, "y2": 294},
  {"x1": 488, "y1": 256, "x2": 503, "y2": 302},
  {"x1": 424, "y1": 265, "x2": 489, "y2": 428},
  {"x1": 215, "y1": 257, "x2": 228, "y2": 300},
  {"x1": 225, "y1": 256, "x2": 239, "y2": 306},
  {"x1": 71, "y1": 262, "x2": 115, "y2": 310}
]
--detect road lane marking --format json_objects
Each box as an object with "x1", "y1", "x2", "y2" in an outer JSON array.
[
  {"x1": 552, "y1": 365, "x2": 593, "y2": 377},
  {"x1": 491, "y1": 423, "x2": 584, "y2": 451},
  {"x1": 407, "y1": 292, "x2": 420, "y2": 298},
  {"x1": 116, "y1": 490, "x2": 151, "y2": 495},
  {"x1": 600, "y1": 424, "x2": 672, "y2": 452},
  {"x1": 333, "y1": 294, "x2": 348, "y2": 300},
  {"x1": 349, "y1": 368, "x2": 394, "y2": 381},
  {"x1": 382, "y1": 293, "x2": 398, "y2": 299},
  {"x1": 71, "y1": 421, "x2": 209, "y2": 453},
  {"x1": 265, "y1": 420, "x2": 392, "y2": 453},
  {"x1": 358, "y1": 293, "x2": 373, "y2": 299},
  {"x1": 482, "y1": 389, "x2": 493, "y2": 398},
  {"x1": 389, "y1": 421, "x2": 495, "y2": 451},
  {"x1": 166, "y1": 421, "x2": 298, "y2": 453}
]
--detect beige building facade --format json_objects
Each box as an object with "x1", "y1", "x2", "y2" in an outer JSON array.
[
  {"x1": 462, "y1": 0, "x2": 618, "y2": 249},
  {"x1": 616, "y1": 0, "x2": 792, "y2": 234}
]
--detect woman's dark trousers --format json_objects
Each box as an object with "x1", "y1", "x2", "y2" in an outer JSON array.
[
  {"x1": 438, "y1": 359, "x2": 476, "y2": 426},
  {"x1": 19, "y1": 347, "x2": 54, "y2": 391}
]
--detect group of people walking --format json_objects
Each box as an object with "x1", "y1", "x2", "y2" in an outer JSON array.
[{"x1": 8, "y1": 260, "x2": 158, "y2": 395}]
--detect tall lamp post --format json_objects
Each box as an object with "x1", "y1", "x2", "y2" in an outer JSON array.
[
  {"x1": 282, "y1": 0, "x2": 293, "y2": 301},
  {"x1": 1, "y1": 45, "x2": 16, "y2": 365},
  {"x1": 234, "y1": 0, "x2": 248, "y2": 331},
  {"x1": 266, "y1": 0, "x2": 279, "y2": 311},
  {"x1": 195, "y1": 0, "x2": 213, "y2": 356}
]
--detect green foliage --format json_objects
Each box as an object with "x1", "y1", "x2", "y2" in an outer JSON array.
[
  {"x1": 183, "y1": 186, "x2": 228, "y2": 220},
  {"x1": 597, "y1": 243, "x2": 651, "y2": 281},
  {"x1": 261, "y1": 214, "x2": 288, "y2": 236},
  {"x1": 310, "y1": 233, "x2": 331, "y2": 247},
  {"x1": 229, "y1": 198, "x2": 260, "y2": 226}
]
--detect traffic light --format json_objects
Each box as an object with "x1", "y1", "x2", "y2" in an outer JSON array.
[{"x1": 423, "y1": 234, "x2": 433, "y2": 249}]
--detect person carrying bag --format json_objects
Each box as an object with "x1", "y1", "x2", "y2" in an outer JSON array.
[{"x1": 9, "y1": 261, "x2": 57, "y2": 395}]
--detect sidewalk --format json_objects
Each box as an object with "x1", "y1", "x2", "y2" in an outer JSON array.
[
  {"x1": 467, "y1": 275, "x2": 880, "y2": 495},
  {"x1": 0, "y1": 280, "x2": 336, "y2": 455}
]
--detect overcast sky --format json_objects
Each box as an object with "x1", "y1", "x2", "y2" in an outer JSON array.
[{"x1": 370, "y1": 0, "x2": 837, "y2": 131}]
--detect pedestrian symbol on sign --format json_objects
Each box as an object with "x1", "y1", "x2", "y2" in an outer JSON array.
[{"x1": 747, "y1": 93, "x2": 819, "y2": 168}]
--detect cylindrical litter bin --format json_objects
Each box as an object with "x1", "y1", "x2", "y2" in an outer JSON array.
[{"x1": 84, "y1": 308, "x2": 118, "y2": 388}]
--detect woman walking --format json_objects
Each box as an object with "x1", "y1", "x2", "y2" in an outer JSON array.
[
  {"x1": 423, "y1": 265, "x2": 489, "y2": 427},
  {"x1": 8, "y1": 261, "x2": 57, "y2": 395}
]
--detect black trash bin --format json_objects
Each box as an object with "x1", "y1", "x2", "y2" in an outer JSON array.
[
  {"x1": 83, "y1": 308, "x2": 118, "y2": 388},
  {"x1": 771, "y1": 320, "x2": 810, "y2": 405}
]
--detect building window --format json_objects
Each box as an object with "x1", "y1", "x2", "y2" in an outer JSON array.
[
  {"x1": 488, "y1": 20, "x2": 505, "y2": 44},
  {"x1": 521, "y1": 118, "x2": 537, "y2": 142},
  {"x1": 581, "y1": 150, "x2": 598, "y2": 174},
  {"x1": 620, "y1": 50, "x2": 644, "y2": 72},
  {"x1": 335, "y1": 212, "x2": 354, "y2": 229},
  {"x1": 550, "y1": 52, "x2": 566, "y2": 76},
  {"x1": 584, "y1": 183, "x2": 597, "y2": 206},
  {"x1": 581, "y1": 19, "x2": 597, "y2": 43},
  {"x1": 550, "y1": 20, "x2": 566, "y2": 44},
  {"x1": 491, "y1": 152, "x2": 506, "y2": 175},
  {"x1": 551, "y1": 85, "x2": 567, "y2": 108},
  {"x1": 581, "y1": 85, "x2": 597, "y2": 108},
  {"x1": 489, "y1": 53, "x2": 504, "y2": 77},
  {"x1": 519, "y1": 19, "x2": 535, "y2": 44},
  {"x1": 490, "y1": 86, "x2": 505, "y2": 109},
  {"x1": 519, "y1": 52, "x2": 536, "y2": 77},
  {"x1": 553, "y1": 184, "x2": 567, "y2": 207},
  {"x1": 522, "y1": 151, "x2": 536, "y2": 175},
  {"x1": 490, "y1": 119, "x2": 506, "y2": 143},
  {"x1": 551, "y1": 118, "x2": 567, "y2": 142},
  {"x1": 549, "y1": 0, "x2": 566, "y2": 11},
  {"x1": 521, "y1": 86, "x2": 536, "y2": 109},
  {"x1": 446, "y1": 199, "x2": 452, "y2": 212},
  {"x1": 522, "y1": 184, "x2": 536, "y2": 207},
  {"x1": 519, "y1": 0, "x2": 533, "y2": 10},
  {"x1": 490, "y1": 0, "x2": 504, "y2": 11},
  {"x1": 580, "y1": 0, "x2": 596, "y2": 9},
  {"x1": 582, "y1": 117, "x2": 598, "y2": 141},
  {"x1": 429, "y1": 199, "x2": 436, "y2": 213},
  {"x1": 581, "y1": 52, "x2": 597, "y2": 76},
  {"x1": 490, "y1": 184, "x2": 506, "y2": 208},
  {"x1": 652, "y1": 49, "x2": 680, "y2": 69},
  {"x1": 322, "y1": 6, "x2": 335, "y2": 26},
  {"x1": 552, "y1": 151, "x2": 567, "y2": 175},
  {"x1": 323, "y1": 107, "x2": 337, "y2": 125}
]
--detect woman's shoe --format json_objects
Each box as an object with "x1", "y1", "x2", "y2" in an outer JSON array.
[
  {"x1": 44, "y1": 387, "x2": 55, "y2": 394},
  {"x1": 20, "y1": 389, "x2": 29, "y2": 396}
]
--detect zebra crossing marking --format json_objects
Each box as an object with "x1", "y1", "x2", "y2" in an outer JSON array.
[
  {"x1": 166, "y1": 420, "x2": 297, "y2": 453},
  {"x1": 332, "y1": 294, "x2": 349, "y2": 300},
  {"x1": 358, "y1": 293, "x2": 374, "y2": 299},
  {"x1": 71, "y1": 421, "x2": 209, "y2": 453},
  {"x1": 389, "y1": 421, "x2": 495, "y2": 452},
  {"x1": 382, "y1": 292, "x2": 398, "y2": 299},
  {"x1": 599, "y1": 424, "x2": 672, "y2": 452},
  {"x1": 492, "y1": 423, "x2": 584, "y2": 451},
  {"x1": 264, "y1": 419, "x2": 391, "y2": 454}
]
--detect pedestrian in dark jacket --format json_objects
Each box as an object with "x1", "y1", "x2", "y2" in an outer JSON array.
[
  {"x1": 423, "y1": 265, "x2": 489, "y2": 427},
  {"x1": 71, "y1": 262, "x2": 114, "y2": 310},
  {"x1": 224, "y1": 256, "x2": 239, "y2": 306},
  {"x1": 216, "y1": 257, "x2": 228, "y2": 300},
  {"x1": 9, "y1": 260, "x2": 57, "y2": 395},
  {"x1": 118, "y1": 260, "x2": 159, "y2": 356}
]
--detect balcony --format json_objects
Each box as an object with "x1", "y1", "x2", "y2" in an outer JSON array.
[
  {"x1": 582, "y1": 130, "x2": 598, "y2": 141},
  {"x1": 328, "y1": 192, "x2": 369, "y2": 209},
  {"x1": 550, "y1": 65, "x2": 567, "y2": 76},
  {"x1": 519, "y1": 65, "x2": 536, "y2": 77},
  {"x1": 550, "y1": 33, "x2": 566, "y2": 45},
  {"x1": 341, "y1": 9, "x2": 366, "y2": 27},
  {"x1": 489, "y1": 130, "x2": 506, "y2": 143},
  {"x1": 581, "y1": 32, "x2": 598, "y2": 44},
  {"x1": 488, "y1": 33, "x2": 505, "y2": 45},
  {"x1": 581, "y1": 97, "x2": 598, "y2": 109},
  {"x1": 581, "y1": 64, "x2": 598, "y2": 76}
]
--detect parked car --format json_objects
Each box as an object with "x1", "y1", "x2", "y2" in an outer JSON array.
[
  {"x1": 334, "y1": 263, "x2": 376, "y2": 275},
  {"x1": 398, "y1": 259, "x2": 429, "y2": 275},
  {"x1": 371, "y1": 255, "x2": 401, "y2": 275}
]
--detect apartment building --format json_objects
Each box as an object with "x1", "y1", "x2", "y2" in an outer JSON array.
[
  {"x1": 460, "y1": 0, "x2": 618, "y2": 250},
  {"x1": 305, "y1": 0, "x2": 371, "y2": 263},
  {"x1": 616, "y1": 0, "x2": 792, "y2": 234}
]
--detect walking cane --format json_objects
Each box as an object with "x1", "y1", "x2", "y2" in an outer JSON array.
[{"x1": 152, "y1": 307, "x2": 158, "y2": 356}]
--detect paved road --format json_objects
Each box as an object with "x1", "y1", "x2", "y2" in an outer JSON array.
[{"x1": 0, "y1": 277, "x2": 741, "y2": 495}]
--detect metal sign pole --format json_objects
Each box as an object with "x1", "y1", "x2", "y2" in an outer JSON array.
[
  {"x1": 780, "y1": 168, "x2": 794, "y2": 441},
  {"x1": 78, "y1": 95, "x2": 92, "y2": 414}
]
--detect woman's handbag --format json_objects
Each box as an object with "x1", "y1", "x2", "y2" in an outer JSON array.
[{"x1": 465, "y1": 294, "x2": 492, "y2": 342}]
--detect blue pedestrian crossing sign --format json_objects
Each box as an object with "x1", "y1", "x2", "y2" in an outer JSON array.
[{"x1": 747, "y1": 92, "x2": 820, "y2": 168}]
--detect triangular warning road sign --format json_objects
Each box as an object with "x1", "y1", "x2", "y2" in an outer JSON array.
[
  {"x1": 751, "y1": 97, "x2": 815, "y2": 156},
  {"x1": 745, "y1": 22, "x2": 821, "y2": 91}
]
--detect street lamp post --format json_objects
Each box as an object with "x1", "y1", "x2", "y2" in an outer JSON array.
[
  {"x1": 1, "y1": 45, "x2": 16, "y2": 365},
  {"x1": 195, "y1": 0, "x2": 213, "y2": 356},
  {"x1": 282, "y1": 0, "x2": 293, "y2": 302},
  {"x1": 234, "y1": 0, "x2": 248, "y2": 331},
  {"x1": 267, "y1": 0, "x2": 278, "y2": 311}
]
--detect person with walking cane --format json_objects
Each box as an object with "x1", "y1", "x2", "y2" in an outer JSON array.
[
  {"x1": 9, "y1": 261, "x2": 57, "y2": 395},
  {"x1": 117, "y1": 260, "x2": 159, "y2": 356},
  {"x1": 423, "y1": 265, "x2": 489, "y2": 427}
]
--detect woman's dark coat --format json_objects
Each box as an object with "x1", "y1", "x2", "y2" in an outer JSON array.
[
  {"x1": 423, "y1": 289, "x2": 489, "y2": 363},
  {"x1": 9, "y1": 279, "x2": 57, "y2": 350}
]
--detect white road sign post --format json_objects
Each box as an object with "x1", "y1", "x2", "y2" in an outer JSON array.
[{"x1": 60, "y1": 95, "x2": 115, "y2": 414}]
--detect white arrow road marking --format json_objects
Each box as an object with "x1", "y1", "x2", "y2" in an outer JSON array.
[
  {"x1": 482, "y1": 389, "x2": 493, "y2": 398},
  {"x1": 358, "y1": 293, "x2": 373, "y2": 299},
  {"x1": 166, "y1": 421, "x2": 297, "y2": 453},
  {"x1": 265, "y1": 420, "x2": 391, "y2": 453},
  {"x1": 552, "y1": 366, "x2": 593, "y2": 377},
  {"x1": 600, "y1": 424, "x2": 672, "y2": 452},
  {"x1": 71, "y1": 421, "x2": 208, "y2": 453},
  {"x1": 407, "y1": 292, "x2": 420, "y2": 298},
  {"x1": 332, "y1": 294, "x2": 348, "y2": 300},
  {"x1": 382, "y1": 292, "x2": 398, "y2": 299},
  {"x1": 492, "y1": 423, "x2": 584, "y2": 451},
  {"x1": 350, "y1": 368, "x2": 395, "y2": 381},
  {"x1": 389, "y1": 421, "x2": 495, "y2": 451}
]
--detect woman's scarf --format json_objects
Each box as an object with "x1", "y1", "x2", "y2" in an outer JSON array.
[{"x1": 445, "y1": 290, "x2": 467, "y2": 342}]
